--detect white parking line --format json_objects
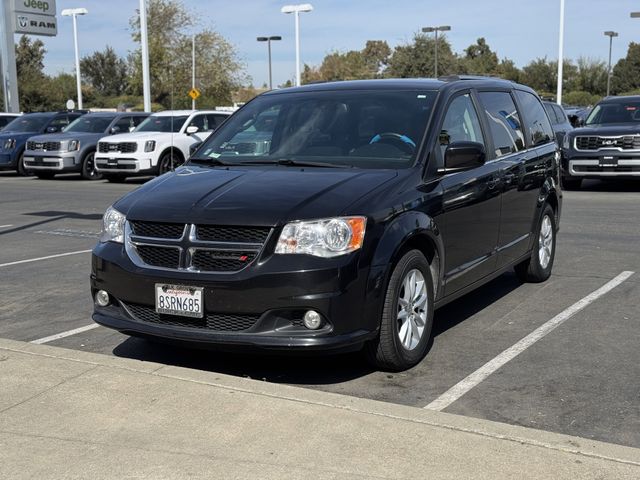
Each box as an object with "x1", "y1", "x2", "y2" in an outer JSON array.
[
  {"x1": 0, "y1": 249, "x2": 92, "y2": 268},
  {"x1": 0, "y1": 224, "x2": 13, "y2": 228},
  {"x1": 30, "y1": 323, "x2": 100, "y2": 345},
  {"x1": 425, "y1": 270, "x2": 635, "y2": 411}
]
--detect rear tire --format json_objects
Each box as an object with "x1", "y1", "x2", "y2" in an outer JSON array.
[
  {"x1": 365, "y1": 249, "x2": 434, "y2": 371},
  {"x1": 158, "y1": 150, "x2": 183, "y2": 175},
  {"x1": 561, "y1": 177, "x2": 581, "y2": 190},
  {"x1": 35, "y1": 172, "x2": 55, "y2": 180},
  {"x1": 515, "y1": 204, "x2": 556, "y2": 283},
  {"x1": 105, "y1": 174, "x2": 127, "y2": 183},
  {"x1": 81, "y1": 151, "x2": 102, "y2": 180}
]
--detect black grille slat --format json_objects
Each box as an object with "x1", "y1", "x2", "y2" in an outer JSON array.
[
  {"x1": 27, "y1": 141, "x2": 61, "y2": 151},
  {"x1": 98, "y1": 142, "x2": 138, "y2": 153},
  {"x1": 196, "y1": 225, "x2": 270, "y2": 243},
  {"x1": 136, "y1": 246, "x2": 180, "y2": 268},
  {"x1": 131, "y1": 221, "x2": 185, "y2": 239},
  {"x1": 576, "y1": 136, "x2": 640, "y2": 150},
  {"x1": 124, "y1": 303, "x2": 259, "y2": 331},
  {"x1": 192, "y1": 250, "x2": 257, "y2": 272}
]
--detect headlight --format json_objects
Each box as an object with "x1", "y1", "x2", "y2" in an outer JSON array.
[
  {"x1": 100, "y1": 206, "x2": 126, "y2": 244},
  {"x1": 68, "y1": 140, "x2": 80, "y2": 151},
  {"x1": 562, "y1": 134, "x2": 570, "y2": 150},
  {"x1": 144, "y1": 140, "x2": 156, "y2": 152},
  {"x1": 3, "y1": 138, "x2": 15, "y2": 149},
  {"x1": 275, "y1": 216, "x2": 367, "y2": 257}
]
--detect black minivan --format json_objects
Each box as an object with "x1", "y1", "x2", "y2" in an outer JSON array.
[{"x1": 91, "y1": 77, "x2": 561, "y2": 371}]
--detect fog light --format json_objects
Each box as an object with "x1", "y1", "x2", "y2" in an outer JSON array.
[
  {"x1": 303, "y1": 310, "x2": 322, "y2": 330},
  {"x1": 95, "y1": 290, "x2": 110, "y2": 307}
]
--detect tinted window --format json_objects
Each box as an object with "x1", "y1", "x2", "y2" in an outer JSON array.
[
  {"x1": 552, "y1": 104, "x2": 567, "y2": 124},
  {"x1": 438, "y1": 93, "x2": 484, "y2": 160},
  {"x1": 49, "y1": 116, "x2": 70, "y2": 132},
  {"x1": 515, "y1": 90, "x2": 554, "y2": 146},
  {"x1": 66, "y1": 115, "x2": 116, "y2": 133},
  {"x1": 478, "y1": 91, "x2": 525, "y2": 157},
  {"x1": 4, "y1": 115, "x2": 51, "y2": 132},
  {"x1": 113, "y1": 116, "x2": 134, "y2": 133},
  {"x1": 207, "y1": 114, "x2": 229, "y2": 129},
  {"x1": 543, "y1": 103, "x2": 559, "y2": 124},
  {"x1": 137, "y1": 115, "x2": 189, "y2": 133},
  {"x1": 584, "y1": 101, "x2": 640, "y2": 125},
  {"x1": 195, "y1": 90, "x2": 437, "y2": 169},
  {"x1": 132, "y1": 115, "x2": 147, "y2": 127}
]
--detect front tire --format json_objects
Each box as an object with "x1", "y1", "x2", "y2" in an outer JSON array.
[
  {"x1": 158, "y1": 150, "x2": 183, "y2": 175},
  {"x1": 366, "y1": 250, "x2": 434, "y2": 371},
  {"x1": 16, "y1": 152, "x2": 32, "y2": 176},
  {"x1": 515, "y1": 204, "x2": 556, "y2": 283},
  {"x1": 81, "y1": 151, "x2": 102, "y2": 180}
]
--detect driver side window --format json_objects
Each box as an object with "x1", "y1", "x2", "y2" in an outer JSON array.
[{"x1": 438, "y1": 94, "x2": 484, "y2": 163}]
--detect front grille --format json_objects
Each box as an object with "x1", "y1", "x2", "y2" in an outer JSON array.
[
  {"x1": 27, "y1": 141, "x2": 61, "y2": 151},
  {"x1": 98, "y1": 142, "x2": 138, "y2": 153},
  {"x1": 196, "y1": 225, "x2": 271, "y2": 243},
  {"x1": 192, "y1": 250, "x2": 257, "y2": 272},
  {"x1": 136, "y1": 245, "x2": 180, "y2": 268},
  {"x1": 130, "y1": 221, "x2": 185, "y2": 239},
  {"x1": 123, "y1": 302, "x2": 260, "y2": 331},
  {"x1": 575, "y1": 136, "x2": 640, "y2": 150},
  {"x1": 127, "y1": 221, "x2": 271, "y2": 273}
]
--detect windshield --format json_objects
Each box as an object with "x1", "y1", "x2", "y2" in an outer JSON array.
[
  {"x1": 136, "y1": 115, "x2": 189, "y2": 133},
  {"x1": 585, "y1": 101, "x2": 640, "y2": 125},
  {"x1": 65, "y1": 116, "x2": 116, "y2": 133},
  {"x1": 192, "y1": 90, "x2": 437, "y2": 169},
  {"x1": 3, "y1": 115, "x2": 50, "y2": 133}
]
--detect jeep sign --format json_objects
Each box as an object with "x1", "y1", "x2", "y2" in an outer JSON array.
[
  {"x1": 13, "y1": 0, "x2": 57, "y2": 16},
  {"x1": 13, "y1": 12, "x2": 58, "y2": 36}
]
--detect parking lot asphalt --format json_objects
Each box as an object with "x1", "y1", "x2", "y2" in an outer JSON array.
[{"x1": 1, "y1": 172, "x2": 639, "y2": 449}]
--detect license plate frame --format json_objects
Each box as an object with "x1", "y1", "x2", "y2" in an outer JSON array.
[{"x1": 155, "y1": 284, "x2": 204, "y2": 318}]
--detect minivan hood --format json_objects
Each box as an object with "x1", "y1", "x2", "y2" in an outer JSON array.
[{"x1": 116, "y1": 165, "x2": 398, "y2": 226}]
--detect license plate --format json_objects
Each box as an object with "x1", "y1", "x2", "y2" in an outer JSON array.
[{"x1": 155, "y1": 284, "x2": 203, "y2": 318}]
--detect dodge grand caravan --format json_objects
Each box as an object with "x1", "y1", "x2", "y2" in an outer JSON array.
[{"x1": 91, "y1": 77, "x2": 562, "y2": 371}]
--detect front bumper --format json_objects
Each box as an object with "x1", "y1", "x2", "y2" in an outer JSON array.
[
  {"x1": 0, "y1": 152, "x2": 17, "y2": 169},
  {"x1": 562, "y1": 152, "x2": 640, "y2": 179},
  {"x1": 23, "y1": 151, "x2": 81, "y2": 171},
  {"x1": 95, "y1": 154, "x2": 155, "y2": 174},
  {"x1": 90, "y1": 242, "x2": 381, "y2": 351}
]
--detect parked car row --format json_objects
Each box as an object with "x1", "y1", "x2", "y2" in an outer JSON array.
[{"x1": 0, "y1": 109, "x2": 233, "y2": 181}]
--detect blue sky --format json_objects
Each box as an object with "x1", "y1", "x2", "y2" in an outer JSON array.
[{"x1": 33, "y1": 0, "x2": 640, "y2": 87}]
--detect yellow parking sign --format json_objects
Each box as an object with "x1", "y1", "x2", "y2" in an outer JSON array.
[{"x1": 188, "y1": 88, "x2": 201, "y2": 100}]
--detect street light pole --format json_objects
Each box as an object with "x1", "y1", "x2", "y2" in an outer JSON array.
[
  {"x1": 421, "y1": 25, "x2": 451, "y2": 78},
  {"x1": 192, "y1": 34, "x2": 196, "y2": 109},
  {"x1": 604, "y1": 31, "x2": 618, "y2": 97},
  {"x1": 557, "y1": 0, "x2": 565, "y2": 106},
  {"x1": 281, "y1": 4, "x2": 313, "y2": 87},
  {"x1": 257, "y1": 36, "x2": 282, "y2": 89},
  {"x1": 61, "y1": 8, "x2": 88, "y2": 110},
  {"x1": 139, "y1": 0, "x2": 151, "y2": 112}
]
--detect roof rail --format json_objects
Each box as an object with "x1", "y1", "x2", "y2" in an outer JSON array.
[{"x1": 437, "y1": 74, "x2": 506, "y2": 82}]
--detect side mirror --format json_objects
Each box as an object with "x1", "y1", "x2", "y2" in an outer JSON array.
[
  {"x1": 46, "y1": 126, "x2": 58, "y2": 133},
  {"x1": 186, "y1": 125, "x2": 199, "y2": 135},
  {"x1": 441, "y1": 141, "x2": 486, "y2": 173},
  {"x1": 189, "y1": 141, "x2": 203, "y2": 157},
  {"x1": 110, "y1": 126, "x2": 121, "y2": 135}
]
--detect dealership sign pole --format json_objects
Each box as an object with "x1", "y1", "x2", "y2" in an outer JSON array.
[{"x1": 0, "y1": 0, "x2": 58, "y2": 112}]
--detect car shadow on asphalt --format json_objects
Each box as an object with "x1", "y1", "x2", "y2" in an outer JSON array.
[
  {"x1": 111, "y1": 272, "x2": 523, "y2": 385},
  {"x1": 578, "y1": 179, "x2": 640, "y2": 192},
  {"x1": 0, "y1": 210, "x2": 103, "y2": 236}
]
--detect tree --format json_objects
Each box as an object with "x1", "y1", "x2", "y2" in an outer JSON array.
[
  {"x1": 128, "y1": 0, "x2": 246, "y2": 108},
  {"x1": 521, "y1": 57, "x2": 577, "y2": 97},
  {"x1": 496, "y1": 59, "x2": 521, "y2": 82},
  {"x1": 461, "y1": 38, "x2": 499, "y2": 75},
  {"x1": 15, "y1": 35, "x2": 50, "y2": 111},
  {"x1": 362, "y1": 40, "x2": 391, "y2": 77},
  {"x1": 80, "y1": 46, "x2": 129, "y2": 97},
  {"x1": 611, "y1": 42, "x2": 640, "y2": 94},
  {"x1": 574, "y1": 57, "x2": 607, "y2": 96},
  {"x1": 386, "y1": 33, "x2": 459, "y2": 78}
]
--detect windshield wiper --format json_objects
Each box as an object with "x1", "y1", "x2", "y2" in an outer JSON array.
[
  {"x1": 240, "y1": 158, "x2": 351, "y2": 168},
  {"x1": 188, "y1": 157, "x2": 236, "y2": 166}
]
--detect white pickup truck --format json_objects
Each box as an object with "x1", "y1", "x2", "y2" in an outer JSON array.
[{"x1": 95, "y1": 110, "x2": 232, "y2": 182}]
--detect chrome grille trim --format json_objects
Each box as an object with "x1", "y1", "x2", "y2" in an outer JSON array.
[
  {"x1": 574, "y1": 135, "x2": 640, "y2": 152},
  {"x1": 125, "y1": 222, "x2": 271, "y2": 273}
]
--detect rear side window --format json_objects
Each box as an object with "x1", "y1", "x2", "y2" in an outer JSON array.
[
  {"x1": 207, "y1": 114, "x2": 229, "y2": 130},
  {"x1": 553, "y1": 104, "x2": 567, "y2": 124},
  {"x1": 543, "y1": 103, "x2": 559, "y2": 124},
  {"x1": 477, "y1": 91, "x2": 525, "y2": 157},
  {"x1": 515, "y1": 90, "x2": 554, "y2": 146}
]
